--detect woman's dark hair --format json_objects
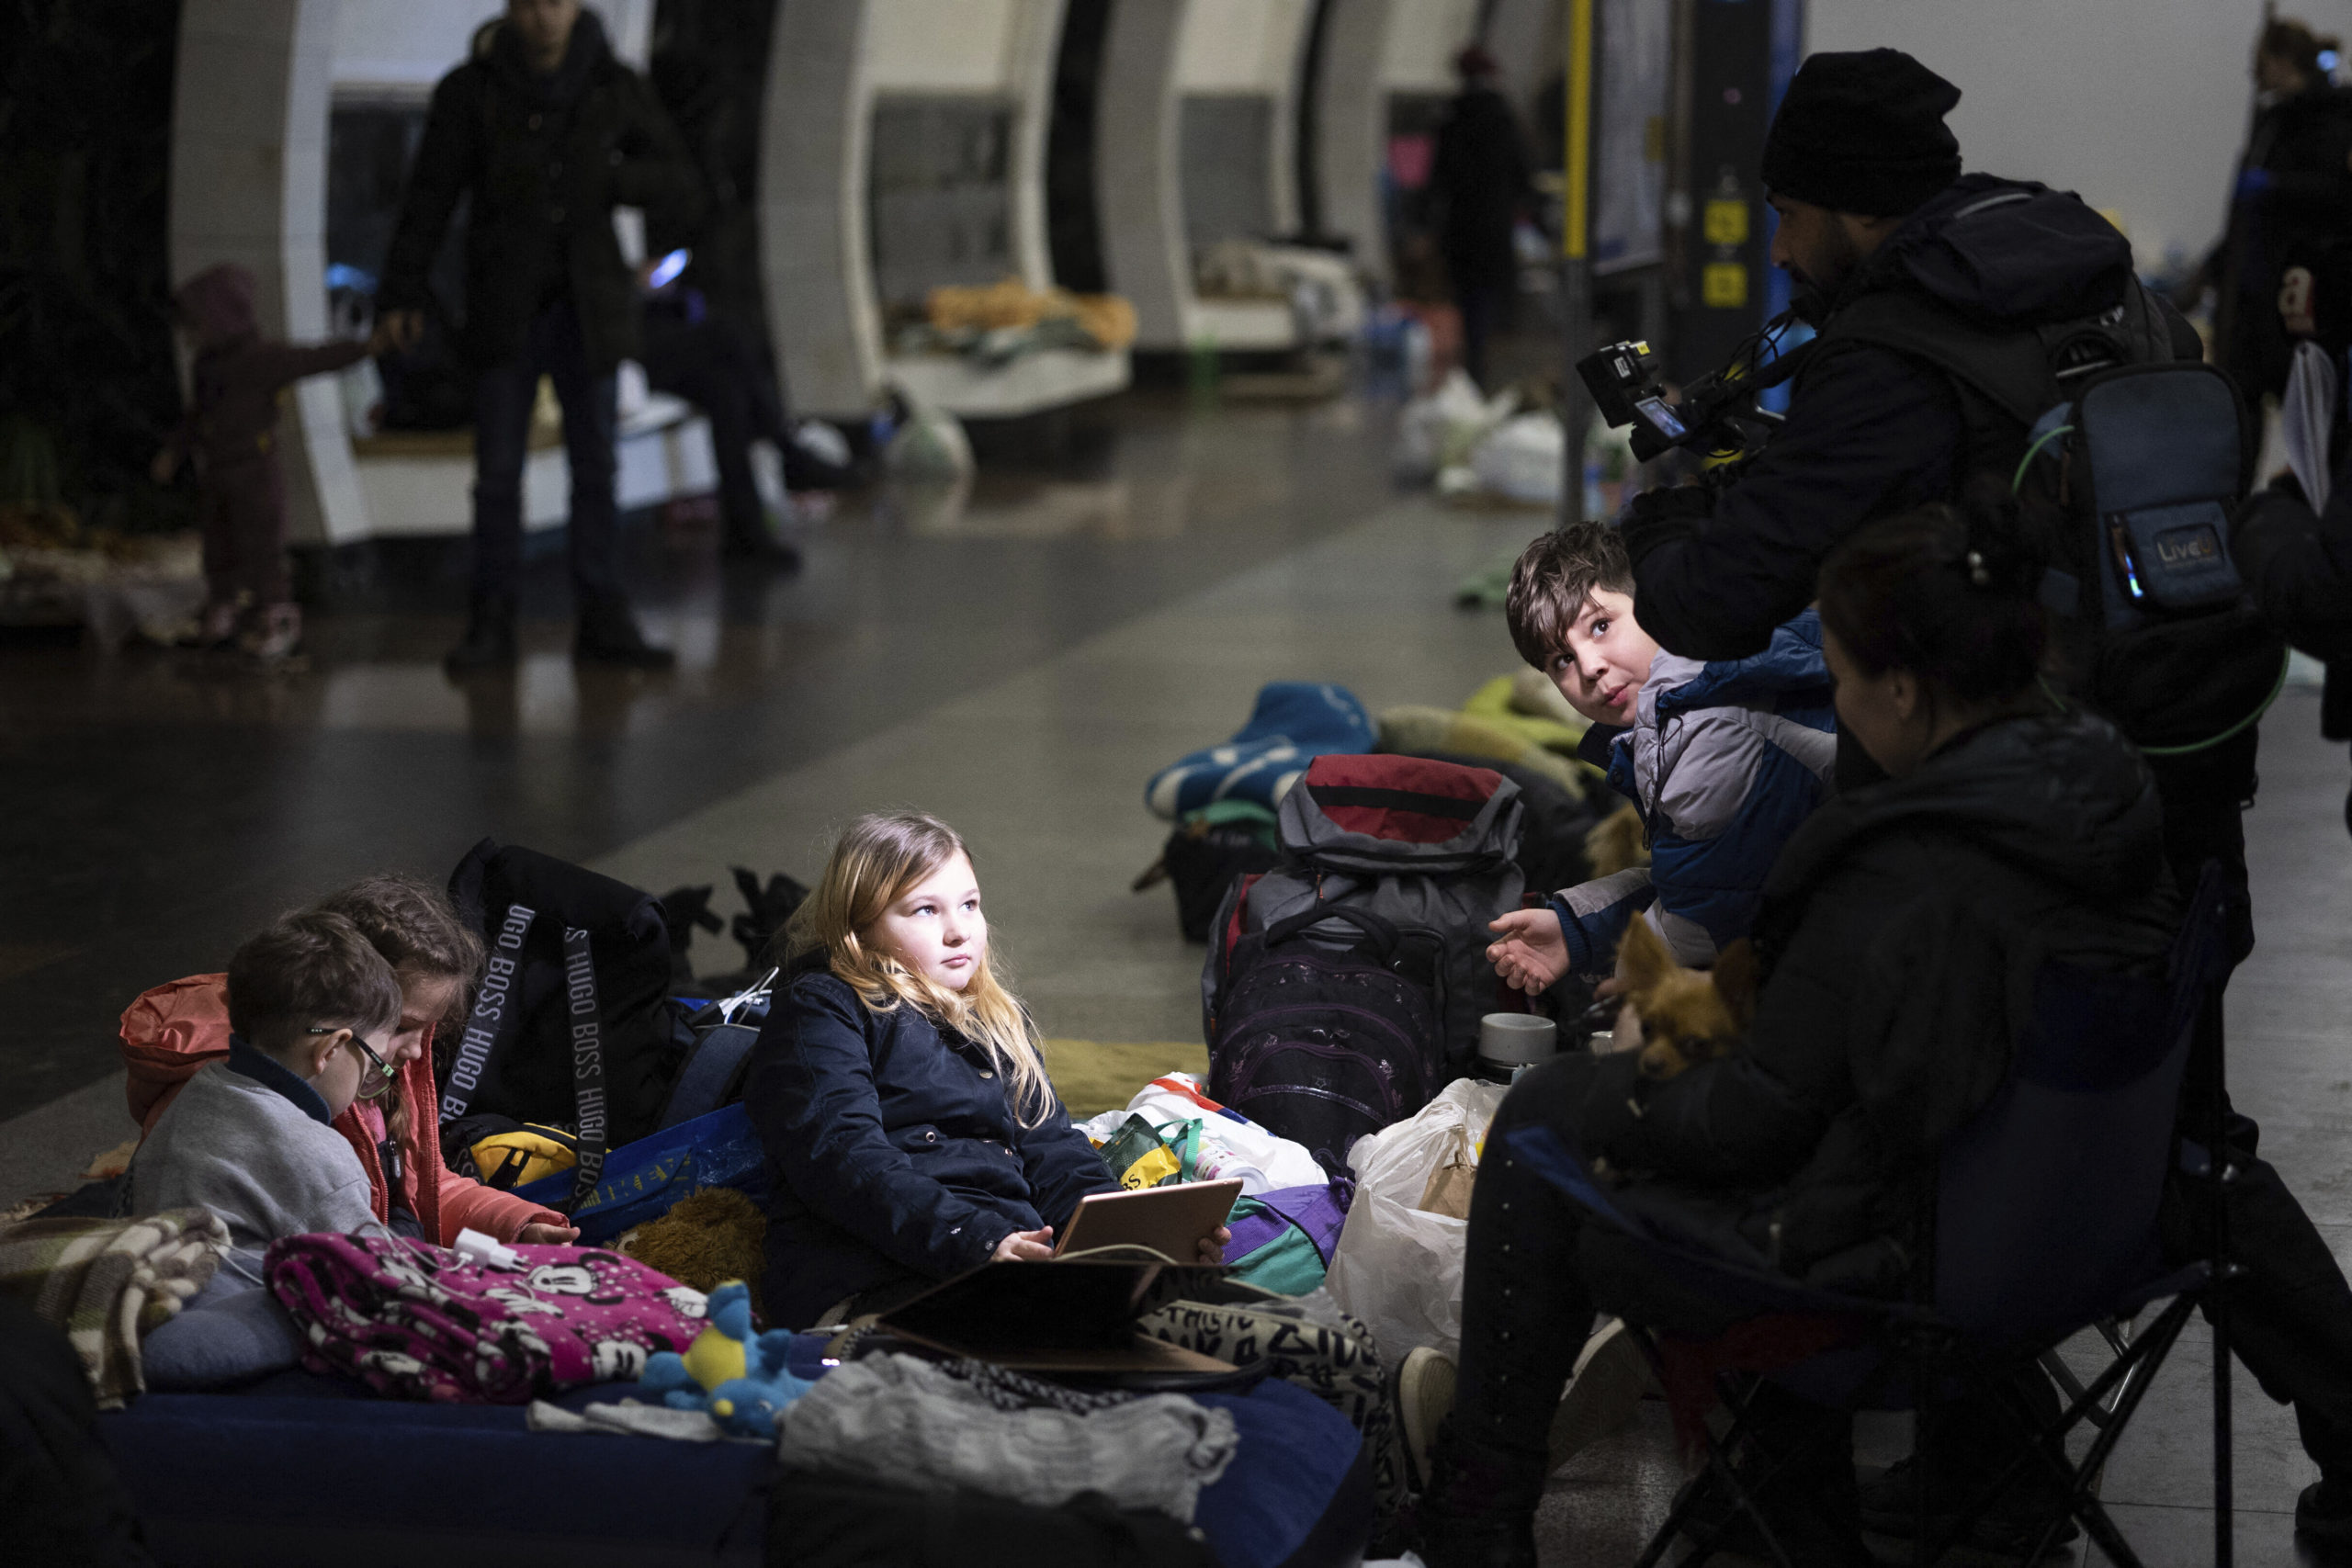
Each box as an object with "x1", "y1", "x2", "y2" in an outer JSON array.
[
  {"x1": 2262, "y1": 19, "x2": 2338, "y2": 82},
  {"x1": 1816, "y1": 485, "x2": 2047, "y2": 705}
]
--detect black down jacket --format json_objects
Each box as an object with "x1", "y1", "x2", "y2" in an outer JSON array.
[
  {"x1": 1561, "y1": 707, "x2": 2176, "y2": 1296},
  {"x1": 744, "y1": 968, "x2": 1118, "y2": 1328},
  {"x1": 379, "y1": 10, "x2": 701, "y2": 371},
  {"x1": 1630, "y1": 175, "x2": 2189, "y2": 663}
]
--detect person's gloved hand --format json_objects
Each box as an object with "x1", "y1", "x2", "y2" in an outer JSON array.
[
  {"x1": 2235, "y1": 167, "x2": 2275, "y2": 204},
  {"x1": 1618, "y1": 482, "x2": 1715, "y2": 565}
]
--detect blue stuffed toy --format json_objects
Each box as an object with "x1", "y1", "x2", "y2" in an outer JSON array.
[{"x1": 636, "y1": 1280, "x2": 813, "y2": 1438}]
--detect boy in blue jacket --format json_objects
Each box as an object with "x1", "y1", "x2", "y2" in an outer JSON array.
[{"x1": 1487, "y1": 522, "x2": 1837, "y2": 987}]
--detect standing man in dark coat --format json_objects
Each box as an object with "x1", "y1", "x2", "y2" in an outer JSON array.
[
  {"x1": 2179, "y1": 17, "x2": 2352, "y2": 402},
  {"x1": 1614, "y1": 49, "x2": 2352, "y2": 1554},
  {"x1": 380, "y1": 0, "x2": 702, "y2": 673},
  {"x1": 1430, "y1": 46, "x2": 1532, "y2": 390}
]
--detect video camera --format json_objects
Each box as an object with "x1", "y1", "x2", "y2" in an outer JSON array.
[{"x1": 1576, "y1": 312, "x2": 1811, "y2": 468}]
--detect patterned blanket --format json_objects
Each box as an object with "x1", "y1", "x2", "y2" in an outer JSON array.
[
  {"x1": 0, "y1": 1207, "x2": 228, "y2": 1405},
  {"x1": 266, "y1": 1232, "x2": 706, "y2": 1403}
]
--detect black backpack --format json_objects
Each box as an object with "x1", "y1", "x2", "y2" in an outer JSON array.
[
  {"x1": 1206, "y1": 905, "x2": 1447, "y2": 1177},
  {"x1": 1823, "y1": 189, "x2": 2288, "y2": 755},
  {"x1": 443, "y1": 839, "x2": 685, "y2": 1209}
]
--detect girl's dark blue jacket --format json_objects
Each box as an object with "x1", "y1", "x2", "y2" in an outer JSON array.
[{"x1": 744, "y1": 968, "x2": 1117, "y2": 1327}]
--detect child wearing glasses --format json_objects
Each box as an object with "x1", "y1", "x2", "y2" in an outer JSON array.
[
  {"x1": 121, "y1": 875, "x2": 577, "y2": 1248},
  {"x1": 132, "y1": 911, "x2": 403, "y2": 1279}
]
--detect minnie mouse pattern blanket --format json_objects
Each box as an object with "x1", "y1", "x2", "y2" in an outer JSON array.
[{"x1": 265, "y1": 1233, "x2": 707, "y2": 1403}]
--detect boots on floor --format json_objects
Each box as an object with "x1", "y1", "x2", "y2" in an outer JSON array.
[
  {"x1": 444, "y1": 595, "x2": 518, "y2": 675},
  {"x1": 574, "y1": 595, "x2": 675, "y2": 671},
  {"x1": 1416, "y1": 1422, "x2": 1545, "y2": 1568}
]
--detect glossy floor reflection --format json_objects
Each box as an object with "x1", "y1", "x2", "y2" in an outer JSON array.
[{"x1": 0, "y1": 389, "x2": 1397, "y2": 1120}]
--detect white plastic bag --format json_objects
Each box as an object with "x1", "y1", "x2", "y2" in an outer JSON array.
[
  {"x1": 1074, "y1": 1073, "x2": 1329, "y2": 1195},
  {"x1": 1396, "y1": 370, "x2": 1516, "y2": 480},
  {"x1": 1469, "y1": 413, "x2": 1566, "y2": 505},
  {"x1": 1321, "y1": 1078, "x2": 1508, "y2": 1360},
  {"x1": 882, "y1": 388, "x2": 974, "y2": 481}
]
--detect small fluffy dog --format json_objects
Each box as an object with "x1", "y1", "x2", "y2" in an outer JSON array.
[{"x1": 1614, "y1": 918, "x2": 1757, "y2": 1080}]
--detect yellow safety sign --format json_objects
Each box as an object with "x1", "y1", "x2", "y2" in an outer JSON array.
[
  {"x1": 1702, "y1": 263, "x2": 1749, "y2": 309},
  {"x1": 1703, "y1": 199, "x2": 1749, "y2": 248}
]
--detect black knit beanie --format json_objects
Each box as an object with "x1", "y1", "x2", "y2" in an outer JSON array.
[{"x1": 1760, "y1": 49, "x2": 1962, "y2": 217}]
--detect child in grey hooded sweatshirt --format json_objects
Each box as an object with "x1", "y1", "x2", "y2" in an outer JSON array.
[{"x1": 134, "y1": 910, "x2": 405, "y2": 1283}]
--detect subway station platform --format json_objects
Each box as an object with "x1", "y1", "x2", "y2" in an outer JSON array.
[{"x1": 3, "y1": 378, "x2": 2348, "y2": 1562}]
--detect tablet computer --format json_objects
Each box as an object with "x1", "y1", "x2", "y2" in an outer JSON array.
[{"x1": 1053, "y1": 1179, "x2": 1243, "y2": 1260}]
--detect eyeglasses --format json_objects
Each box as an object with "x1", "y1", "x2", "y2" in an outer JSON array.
[{"x1": 307, "y1": 1026, "x2": 398, "y2": 1100}]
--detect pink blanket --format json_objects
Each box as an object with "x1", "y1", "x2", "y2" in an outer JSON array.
[{"x1": 266, "y1": 1233, "x2": 707, "y2": 1404}]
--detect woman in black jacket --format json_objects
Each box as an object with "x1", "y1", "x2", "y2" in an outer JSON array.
[
  {"x1": 745, "y1": 811, "x2": 1218, "y2": 1328},
  {"x1": 1416, "y1": 495, "x2": 2176, "y2": 1567}
]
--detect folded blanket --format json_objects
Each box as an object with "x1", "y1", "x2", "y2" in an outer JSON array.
[
  {"x1": 780, "y1": 1352, "x2": 1238, "y2": 1521},
  {"x1": 0, "y1": 1207, "x2": 228, "y2": 1405},
  {"x1": 266, "y1": 1232, "x2": 705, "y2": 1404}
]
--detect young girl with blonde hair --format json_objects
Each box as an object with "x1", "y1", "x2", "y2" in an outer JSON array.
[{"x1": 747, "y1": 810, "x2": 1216, "y2": 1327}]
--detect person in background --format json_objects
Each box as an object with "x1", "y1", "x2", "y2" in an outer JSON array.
[
  {"x1": 2177, "y1": 17, "x2": 2352, "y2": 402},
  {"x1": 153, "y1": 264, "x2": 393, "y2": 663},
  {"x1": 379, "y1": 0, "x2": 703, "y2": 675},
  {"x1": 641, "y1": 24, "x2": 849, "y2": 570},
  {"x1": 1430, "y1": 45, "x2": 1532, "y2": 391}
]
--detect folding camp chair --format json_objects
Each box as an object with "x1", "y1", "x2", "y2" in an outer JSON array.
[{"x1": 1505, "y1": 865, "x2": 2242, "y2": 1568}]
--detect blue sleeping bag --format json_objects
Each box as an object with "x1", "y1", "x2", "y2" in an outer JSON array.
[{"x1": 1146, "y1": 683, "x2": 1375, "y2": 822}]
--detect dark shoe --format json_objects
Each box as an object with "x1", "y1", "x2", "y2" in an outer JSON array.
[
  {"x1": 721, "y1": 522, "x2": 803, "y2": 570},
  {"x1": 574, "y1": 598, "x2": 674, "y2": 671},
  {"x1": 2300, "y1": 1478, "x2": 2352, "y2": 1552},
  {"x1": 1417, "y1": 1424, "x2": 1542, "y2": 1568},
  {"x1": 443, "y1": 596, "x2": 517, "y2": 674},
  {"x1": 1859, "y1": 1455, "x2": 2081, "y2": 1555}
]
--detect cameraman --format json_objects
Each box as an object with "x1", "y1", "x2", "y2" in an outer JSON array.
[{"x1": 1622, "y1": 49, "x2": 2352, "y2": 1552}]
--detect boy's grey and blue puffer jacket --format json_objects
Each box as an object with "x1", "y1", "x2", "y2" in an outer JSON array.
[{"x1": 1555, "y1": 610, "x2": 1837, "y2": 971}]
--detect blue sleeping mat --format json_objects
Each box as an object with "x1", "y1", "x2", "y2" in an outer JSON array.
[{"x1": 101, "y1": 1371, "x2": 1367, "y2": 1568}]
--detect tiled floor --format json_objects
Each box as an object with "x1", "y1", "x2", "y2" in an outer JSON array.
[{"x1": 4, "y1": 371, "x2": 2350, "y2": 1562}]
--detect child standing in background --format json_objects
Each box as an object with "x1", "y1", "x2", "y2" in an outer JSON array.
[{"x1": 152, "y1": 263, "x2": 392, "y2": 661}]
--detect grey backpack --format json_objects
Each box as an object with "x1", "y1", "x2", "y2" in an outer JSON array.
[{"x1": 1202, "y1": 753, "x2": 1526, "y2": 1080}]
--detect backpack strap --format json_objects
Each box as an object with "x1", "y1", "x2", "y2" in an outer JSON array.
[
  {"x1": 439, "y1": 897, "x2": 536, "y2": 1126},
  {"x1": 560, "y1": 926, "x2": 609, "y2": 1213}
]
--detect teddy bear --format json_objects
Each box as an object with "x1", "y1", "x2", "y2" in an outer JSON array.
[{"x1": 634, "y1": 1280, "x2": 812, "y2": 1438}]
